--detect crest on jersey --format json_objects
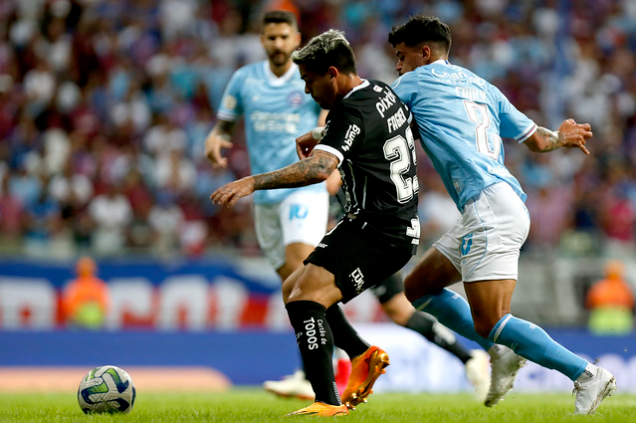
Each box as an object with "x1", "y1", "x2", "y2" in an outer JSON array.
[
  {"x1": 287, "y1": 91, "x2": 304, "y2": 106},
  {"x1": 224, "y1": 95, "x2": 237, "y2": 111}
]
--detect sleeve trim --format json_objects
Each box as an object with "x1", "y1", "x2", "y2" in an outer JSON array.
[
  {"x1": 217, "y1": 110, "x2": 239, "y2": 122},
  {"x1": 516, "y1": 122, "x2": 537, "y2": 143},
  {"x1": 314, "y1": 145, "x2": 344, "y2": 167}
]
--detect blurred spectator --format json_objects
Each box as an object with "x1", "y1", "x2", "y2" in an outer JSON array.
[
  {"x1": 0, "y1": 173, "x2": 24, "y2": 245},
  {"x1": 586, "y1": 259, "x2": 635, "y2": 335},
  {"x1": 62, "y1": 256, "x2": 110, "y2": 329},
  {"x1": 87, "y1": 183, "x2": 132, "y2": 256},
  {"x1": 23, "y1": 180, "x2": 60, "y2": 255},
  {"x1": 148, "y1": 190, "x2": 183, "y2": 255},
  {"x1": 525, "y1": 186, "x2": 573, "y2": 252},
  {"x1": 0, "y1": 0, "x2": 636, "y2": 261}
]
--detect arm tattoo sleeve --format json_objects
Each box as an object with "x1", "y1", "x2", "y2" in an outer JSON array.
[
  {"x1": 253, "y1": 152, "x2": 337, "y2": 190},
  {"x1": 534, "y1": 126, "x2": 561, "y2": 152}
]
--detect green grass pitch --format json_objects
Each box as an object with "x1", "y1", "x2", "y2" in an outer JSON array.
[{"x1": 0, "y1": 389, "x2": 634, "y2": 422}]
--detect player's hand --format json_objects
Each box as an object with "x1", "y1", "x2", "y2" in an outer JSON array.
[
  {"x1": 558, "y1": 118, "x2": 592, "y2": 155},
  {"x1": 296, "y1": 130, "x2": 319, "y2": 159},
  {"x1": 205, "y1": 132, "x2": 233, "y2": 169},
  {"x1": 210, "y1": 177, "x2": 255, "y2": 208}
]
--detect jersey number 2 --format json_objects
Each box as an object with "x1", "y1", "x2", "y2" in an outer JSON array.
[
  {"x1": 463, "y1": 100, "x2": 502, "y2": 160},
  {"x1": 383, "y1": 126, "x2": 418, "y2": 203}
]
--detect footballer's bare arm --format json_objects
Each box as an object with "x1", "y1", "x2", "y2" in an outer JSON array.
[
  {"x1": 204, "y1": 119, "x2": 237, "y2": 168},
  {"x1": 210, "y1": 150, "x2": 339, "y2": 207},
  {"x1": 255, "y1": 150, "x2": 337, "y2": 189},
  {"x1": 524, "y1": 118, "x2": 592, "y2": 155}
]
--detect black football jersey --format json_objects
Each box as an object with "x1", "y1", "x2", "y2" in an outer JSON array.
[{"x1": 314, "y1": 80, "x2": 420, "y2": 246}]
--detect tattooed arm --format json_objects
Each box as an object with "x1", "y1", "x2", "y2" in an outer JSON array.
[
  {"x1": 210, "y1": 150, "x2": 338, "y2": 207},
  {"x1": 523, "y1": 118, "x2": 592, "y2": 155}
]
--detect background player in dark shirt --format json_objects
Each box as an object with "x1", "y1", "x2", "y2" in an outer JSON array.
[{"x1": 212, "y1": 29, "x2": 419, "y2": 417}]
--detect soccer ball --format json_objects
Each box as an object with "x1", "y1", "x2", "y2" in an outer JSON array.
[{"x1": 77, "y1": 365, "x2": 136, "y2": 414}]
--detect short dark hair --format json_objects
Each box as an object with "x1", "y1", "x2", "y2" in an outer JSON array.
[
  {"x1": 291, "y1": 29, "x2": 356, "y2": 75},
  {"x1": 262, "y1": 10, "x2": 297, "y2": 31},
  {"x1": 388, "y1": 15, "x2": 452, "y2": 54}
]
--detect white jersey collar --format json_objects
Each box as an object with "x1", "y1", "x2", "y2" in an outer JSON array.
[
  {"x1": 264, "y1": 61, "x2": 298, "y2": 86},
  {"x1": 343, "y1": 79, "x2": 369, "y2": 99}
]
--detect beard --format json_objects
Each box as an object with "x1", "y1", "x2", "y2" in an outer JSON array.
[{"x1": 268, "y1": 50, "x2": 291, "y2": 66}]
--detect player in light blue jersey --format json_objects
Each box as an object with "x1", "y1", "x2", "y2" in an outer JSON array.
[
  {"x1": 204, "y1": 10, "x2": 330, "y2": 399},
  {"x1": 388, "y1": 15, "x2": 615, "y2": 415}
]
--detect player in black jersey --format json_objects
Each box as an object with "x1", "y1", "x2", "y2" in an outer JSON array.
[{"x1": 211, "y1": 29, "x2": 419, "y2": 417}]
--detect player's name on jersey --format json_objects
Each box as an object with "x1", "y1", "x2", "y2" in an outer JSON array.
[
  {"x1": 387, "y1": 108, "x2": 408, "y2": 133},
  {"x1": 455, "y1": 86, "x2": 486, "y2": 102}
]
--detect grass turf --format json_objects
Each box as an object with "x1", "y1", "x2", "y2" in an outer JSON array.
[{"x1": 0, "y1": 389, "x2": 633, "y2": 422}]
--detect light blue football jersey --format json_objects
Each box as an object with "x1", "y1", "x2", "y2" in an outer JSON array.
[
  {"x1": 392, "y1": 60, "x2": 537, "y2": 211},
  {"x1": 218, "y1": 61, "x2": 325, "y2": 204}
]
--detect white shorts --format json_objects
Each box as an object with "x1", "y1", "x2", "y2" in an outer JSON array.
[
  {"x1": 433, "y1": 182, "x2": 530, "y2": 282},
  {"x1": 254, "y1": 189, "x2": 329, "y2": 270}
]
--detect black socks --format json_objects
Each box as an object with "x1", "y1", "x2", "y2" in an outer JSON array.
[
  {"x1": 326, "y1": 304, "x2": 370, "y2": 359},
  {"x1": 406, "y1": 311, "x2": 472, "y2": 364},
  {"x1": 286, "y1": 300, "x2": 341, "y2": 405}
]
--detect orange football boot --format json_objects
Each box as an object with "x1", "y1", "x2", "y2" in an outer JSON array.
[
  {"x1": 341, "y1": 346, "x2": 389, "y2": 409},
  {"x1": 285, "y1": 402, "x2": 349, "y2": 417}
]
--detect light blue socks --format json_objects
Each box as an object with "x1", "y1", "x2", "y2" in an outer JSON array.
[
  {"x1": 489, "y1": 314, "x2": 588, "y2": 380},
  {"x1": 412, "y1": 288, "x2": 494, "y2": 351}
]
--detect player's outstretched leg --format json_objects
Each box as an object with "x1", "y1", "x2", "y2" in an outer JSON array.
[
  {"x1": 413, "y1": 289, "x2": 529, "y2": 405},
  {"x1": 487, "y1": 313, "x2": 616, "y2": 413},
  {"x1": 341, "y1": 345, "x2": 390, "y2": 410}
]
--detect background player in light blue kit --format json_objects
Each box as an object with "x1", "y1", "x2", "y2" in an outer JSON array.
[
  {"x1": 204, "y1": 10, "x2": 329, "y2": 399},
  {"x1": 388, "y1": 15, "x2": 615, "y2": 415}
]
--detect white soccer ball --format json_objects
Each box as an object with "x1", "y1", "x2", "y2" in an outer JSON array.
[{"x1": 77, "y1": 365, "x2": 136, "y2": 414}]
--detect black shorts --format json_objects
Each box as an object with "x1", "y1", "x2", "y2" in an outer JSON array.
[
  {"x1": 370, "y1": 273, "x2": 404, "y2": 304},
  {"x1": 304, "y1": 217, "x2": 415, "y2": 303}
]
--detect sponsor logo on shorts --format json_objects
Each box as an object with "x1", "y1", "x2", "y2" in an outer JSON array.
[
  {"x1": 289, "y1": 204, "x2": 309, "y2": 220},
  {"x1": 461, "y1": 233, "x2": 473, "y2": 255},
  {"x1": 350, "y1": 267, "x2": 365, "y2": 294},
  {"x1": 317, "y1": 243, "x2": 327, "y2": 248}
]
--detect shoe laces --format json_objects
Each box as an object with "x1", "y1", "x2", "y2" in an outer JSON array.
[{"x1": 572, "y1": 380, "x2": 584, "y2": 396}]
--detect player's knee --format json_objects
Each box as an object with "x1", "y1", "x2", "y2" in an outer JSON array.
[
  {"x1": 473, "y1": 318, "x2": 497, "y2": 339},
  {"x1": 282, "y1": 279, "x2": 294, "y2": 304}
]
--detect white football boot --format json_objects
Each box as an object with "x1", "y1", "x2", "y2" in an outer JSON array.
[
  {"x1": 464, "y1": 349, "x2": 491, "y2": 403},
  {"x1": 263, "y1": 370, "x2": 315, "y2": 400},
  {"x1": 573, "y1": 366, "x2": 616, "y2": 414},
  {"x1": 485, "y1": 346, "x2": 526, "y2": 407}
]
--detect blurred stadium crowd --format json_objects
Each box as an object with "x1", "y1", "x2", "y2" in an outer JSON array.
[{"x1": 0, "y1": 0, "x2": 635, "y2": 259}]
